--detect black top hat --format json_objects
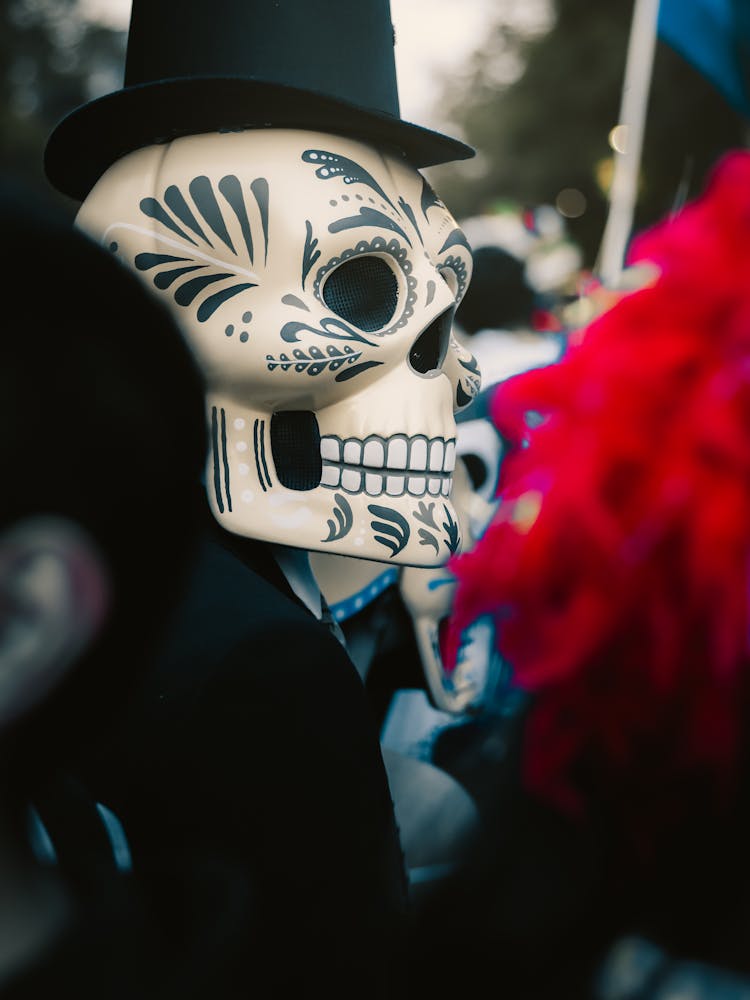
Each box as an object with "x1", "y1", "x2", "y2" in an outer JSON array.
[{"x1": 44, "y1": 0, "x2": 474, "y2": 202}]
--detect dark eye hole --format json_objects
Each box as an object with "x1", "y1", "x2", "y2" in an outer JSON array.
[
  {"x1": 322, "y1": 256, "x2": 398, "y2": 332},
  {"x1": 461, "y1": 453, "x2": 488, "y2": 491}
]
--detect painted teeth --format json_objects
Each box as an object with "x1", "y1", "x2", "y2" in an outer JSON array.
[
  {"x1": 341, "y1": 469, "x2": 362, "y2": 492},
  {"x1": 429, "y1": 439, "x2": 445, "y2": 472},
  {"x1": 365, "y1": 473, "x2": 383, "y2": 496},
  {"x1": 410, "y1": 438, "x2": 427, "y2": 471},
  {"x1": 363, "y1": 439, "x2": 385, "y2": 467},
  {"x1": 319, "y1": 433, "x2": 456, "y2": 498},
  {"x1": 343, "y1": 439, "x2": 362, "y2": 465},
  {"x1": 321, "y1": 465, "x2": 341, "y2": 487},
  {"x1": 320, "y1": 434, "x2": 455, "y2": 473},
  {"x1": 320, "y1": 438, "x2": 340, "y2": 462},
  {"x1": 386, "y1": 436, "x2": 408, "y2": 470}
]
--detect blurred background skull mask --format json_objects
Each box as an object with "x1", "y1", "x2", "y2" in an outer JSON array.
[{"x1": 77, "y1": 128, "x2": 479, "y2": 567}]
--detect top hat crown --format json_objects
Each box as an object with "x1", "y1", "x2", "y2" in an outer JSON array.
[{"x1": 44, "y1": 0, "x2": 474, "y2": 202}]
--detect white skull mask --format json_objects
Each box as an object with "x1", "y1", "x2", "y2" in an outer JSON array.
[{"x1": 76, "y1": 129, "x2": 480, "y2": 566}]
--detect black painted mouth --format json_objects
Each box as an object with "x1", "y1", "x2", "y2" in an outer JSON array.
[{"x1": 270, "y1": 410, "x2": 322, "y2": 490}]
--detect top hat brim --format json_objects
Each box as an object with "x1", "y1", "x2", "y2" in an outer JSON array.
[{"x1": 44, "y1": 77, "x2": 475, "y2": 203}]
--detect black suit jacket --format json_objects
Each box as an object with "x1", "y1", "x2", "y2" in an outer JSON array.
[{"x1": 69, "y1": 519, "x2": 410, "y2": 997}]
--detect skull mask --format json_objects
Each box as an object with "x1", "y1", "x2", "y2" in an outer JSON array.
[{"x1": 76, "y1": 129, "x2": 480, "y2": 566}]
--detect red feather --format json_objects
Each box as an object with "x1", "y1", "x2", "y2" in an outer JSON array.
[{"x1": 448, "y1": 151, "x2": 750, "y2": 846}]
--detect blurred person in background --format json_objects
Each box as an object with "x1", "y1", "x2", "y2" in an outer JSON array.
[
  {"x1": 0, "y1": 179, "x2": 223, "y2": 998},
  {"x1": 453, "y1": 239, "x2": 567, "y2": 391}
]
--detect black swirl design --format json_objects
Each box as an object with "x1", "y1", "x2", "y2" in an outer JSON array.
[
  {"x1": 417, "y1": 528, "x2": 440, "y2": 554},
  {"x1": 302, "y1": 220, "x2": 321, "y2": 288},
  {"x1": 442, "y1": 506, "x2": 461, "y2": 555},
  {"x1": 368, "y1": 504, "x2": 410, "y2": 558},
  {"x1": 414, "y1": 501, "x2": 437, "y2": 529},
  {"x1": 266, "y1": 344, "x2": 382, "y2": 382},
  {"x1": 329, "y1": 207, "x2": 411, "y2": 246},
  {"x1": 455, "y1": 351, "x2": 482, "y2": 409},
  {"x1": 398, "y1": 196, "x2": 422, "y2": 245},
  {"x1": 420, "y1": 178, "x2": 444, "y2": 219},
  {"x1": 134, "y1": 174, "x2": 267, "y2": 323},
  {"x1": 438, "y1": 228, "x2": 473, "y2": 255},
  {"x1": 280, "y1": 317, "x2": 376, "y2": 347},
  {"x1": 322, "y1": 494, "x2": 354, "y2": 543},
  {"x1": 302, "y1": 149, "x2": 397, "y2": 213}
]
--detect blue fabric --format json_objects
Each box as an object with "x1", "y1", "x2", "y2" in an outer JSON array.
[
  {"x1": 328, "y1": 566, "x2": 400, "y2": 621},
  {"x1": 658, "y1": 0, "x2": 750, "y2": 117}
]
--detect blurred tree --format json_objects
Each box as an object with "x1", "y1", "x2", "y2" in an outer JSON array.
[
  {"x1": 1, "y1": 0, "x2": 125, "y2": 216},
  {"x1": 427, "y1": 0, "x2": 749, "y2": 269},
  {"x1": 2, "y1": 0, "x2": 747, "y2": 263}
]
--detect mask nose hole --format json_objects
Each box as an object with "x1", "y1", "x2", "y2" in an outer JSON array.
[{"x1": 408, "y1": 307, "x2": 453, "y2": 375}]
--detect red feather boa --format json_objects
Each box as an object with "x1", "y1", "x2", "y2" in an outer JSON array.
[{"x1": 448, "y1": 151, "x2": 750, "y2": 843}]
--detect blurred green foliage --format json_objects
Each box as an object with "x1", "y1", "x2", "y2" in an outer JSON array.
[
  {"x1": 1, "y1": 0, "x2": 125, "y2": 216},
  {"x1": 427, "y1": 0, "x2": 749, "y2": 268},
  {"x1": 2, "y1": 0, "x2": 747, "y2": 264}
]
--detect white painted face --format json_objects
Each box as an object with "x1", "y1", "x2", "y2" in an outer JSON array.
[{"x1": 76, "y1": 129, "x2": 479, "y2": 566}]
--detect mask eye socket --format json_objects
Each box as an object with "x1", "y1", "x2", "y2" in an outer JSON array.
[{"x1": 322, "y1": 255, "x2": 398, "y2": 332}]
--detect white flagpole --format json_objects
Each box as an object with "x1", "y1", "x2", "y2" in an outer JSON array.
[{"x1": 596, "y1": 0, "x2": 661, "y2": 288}]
